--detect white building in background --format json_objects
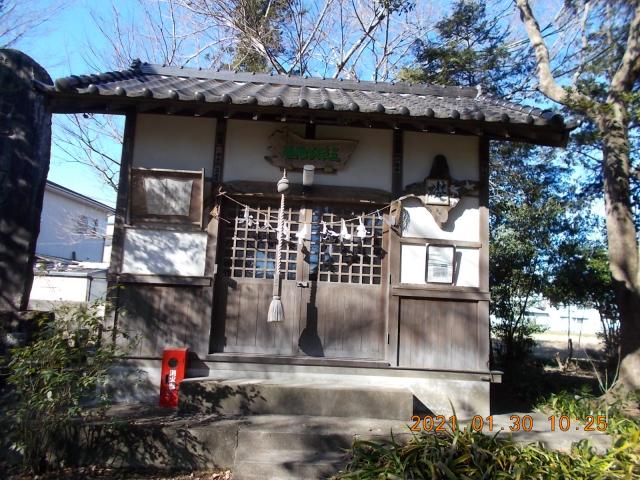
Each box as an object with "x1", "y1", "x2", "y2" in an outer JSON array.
[
  {"x1": 526, "y1": 300, "x2": 602, "y2": 336},
  {"x1": 36, "y1": 180, "x2": 114, "y2": 262},
  {"x1": 102, "y1": 214, "x2": 115, "y2": 263},
  {"x1": 29, "y1": 181, "x2": 114, "y2": 310}
]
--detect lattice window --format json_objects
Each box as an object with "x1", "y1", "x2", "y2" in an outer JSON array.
[
  {"x1": 309, "y1": 206, "x2": 384, "y2": 284},
  {"x1": 221, "y1": 202, "x2": 299, "y2": 280}
]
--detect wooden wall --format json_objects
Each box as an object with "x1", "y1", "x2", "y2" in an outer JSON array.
[
  {"x1": 116, "y1": 284, "x2": 212, "y2": 357},
  {"x1": 398, "y1": 298, "x2": 488, "y2": 371}
]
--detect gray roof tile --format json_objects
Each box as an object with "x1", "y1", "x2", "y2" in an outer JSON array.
[{"x1": 39, "y1": 60, "x2": 577, "y2": 146}]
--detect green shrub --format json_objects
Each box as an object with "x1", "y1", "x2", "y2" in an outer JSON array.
[
  {"x1": 336, "y1": 426, "x2": 639, "y2": 479},
  {"x1": 1, "y1": 299, "x2": 132, "y2": 473},
  {"x1": 336, "y1": 392, "x2": 640, "y2": 479},
  {"x1": 535, "y1": 385, "x2": 599, "y2": 420}
]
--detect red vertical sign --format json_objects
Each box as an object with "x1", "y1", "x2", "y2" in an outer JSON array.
[{"x1": 159, "y1": 348, "x2": 188, "y2": 408}]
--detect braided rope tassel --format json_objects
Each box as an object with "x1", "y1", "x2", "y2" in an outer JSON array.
[{"x1": 267, "y1": 192, "x2": 286, "y2": 322}]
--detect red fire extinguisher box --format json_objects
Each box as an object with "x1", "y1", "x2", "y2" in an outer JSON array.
[{"x1": 159, "y1": 347, "x2": 189, "y2": 408}]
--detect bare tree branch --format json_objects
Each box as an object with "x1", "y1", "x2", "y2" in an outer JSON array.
[
  {"x1": 515, "y1": 0, "x2": 594, "y2": 109},
  {"x1": 610, "y1": 2, "x2": 640, "y2": 93}
]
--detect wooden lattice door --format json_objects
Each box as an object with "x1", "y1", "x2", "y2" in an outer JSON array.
[
  {"x1": 212, "y1": 200, "x2": 302, "y2": 354},
  {"x1": 212, "y1": 199, "x2": 388, "y2": 360},
  {"x1": 296, "y1": 205, "x2": 387, "y2": 360}
]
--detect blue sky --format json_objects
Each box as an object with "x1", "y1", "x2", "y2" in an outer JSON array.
[
  {"x1": 17, "y1": 1, "x2": 121, "y2": 207},
  {"x1": 13, "y1": 0, "x2": 594, "y2": 212}
]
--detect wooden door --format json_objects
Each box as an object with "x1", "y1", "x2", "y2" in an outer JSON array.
[
  {"x1": 212, "y1": 200, "x2": 388, "y2": 361},
  {"x1": 212, "y1": 201, "x2": 302, "y2": 355},
  {"x1": 295, "y1": 205, "x2": 387, "y2": 360}
]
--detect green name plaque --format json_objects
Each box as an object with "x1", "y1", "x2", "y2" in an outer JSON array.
[{"x1": 265, "y1": 128, "x2": 358, "y2": 172}]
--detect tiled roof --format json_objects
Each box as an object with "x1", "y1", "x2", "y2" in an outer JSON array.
[{"x1": 38, "y1": 60, "x2": 576, "y2": 146}]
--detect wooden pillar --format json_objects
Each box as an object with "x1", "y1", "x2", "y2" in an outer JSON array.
[
  {"x1": 108, "y1": 112, "x2": 136, "y2": 276},
  {"x1": 386, "y1": 129, "x2": 404, "y2": 365},
  {"x1": 478, "y1": 137, "x2": 491, "y2": 370},
  {"x1": 206, "y1": 116, "x2": 228, "y2": 354},
  {"x1": 106, "y1": 112, "x2": 135, "y2": 338},
  {"x1": 392, "y1": 129, "x2": 403, "y2": 197},
  {"x1": 386, "y1": 201, "x2": 402, "y2": 366},
  {"x1": 0, "y1": 49, "x2": 52, "y2": 317},
  {"x1": 212, "y1": 116, "x2": 227, "y2": 184}
]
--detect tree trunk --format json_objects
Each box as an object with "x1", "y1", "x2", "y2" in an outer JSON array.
[
  {"x1": 617, "y1": 287, "x2": 640, "y2": 389},
  {"x1": 598, "y1": 99, "x2": 640, "y2": 390}
]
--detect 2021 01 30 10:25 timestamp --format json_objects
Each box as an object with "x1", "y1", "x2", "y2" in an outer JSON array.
[{"x1": 410, "y1": 415, "x2": 608, "y2": 433}]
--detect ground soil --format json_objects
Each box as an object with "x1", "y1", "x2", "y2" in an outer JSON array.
[
  {"x1": 7, "y1": 468, "x2": 231, "y2": 480},
  {"x1": 491, "y1": 333, "x2": 608, "y2": 414}
]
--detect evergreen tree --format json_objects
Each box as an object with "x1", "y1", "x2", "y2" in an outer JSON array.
[
  {"x1": 228, "y1": 0, "x2": 288, "y2": 73},
  {"x1": 490, "y1": 142, "x2": 582, "y2": 371},
  {"x1": 516, "y1": 0, "x2": 640, "y2": 390},
  {"x1": 399, "y1": 0, "x2": 584, "y2": 371},
  {"x1": 399, "y1": 0, "x2": 530, "y2": 96}
]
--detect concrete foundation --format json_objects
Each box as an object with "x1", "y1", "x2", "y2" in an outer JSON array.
[
  {"x1": 179, "y1": 378, "x2": 414, "y2": 419},
  {"x1": 110, "y1": 357, "x2": 492, "y2": 419}
]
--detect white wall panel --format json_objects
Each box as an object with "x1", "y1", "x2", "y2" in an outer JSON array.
[
  {"x1": 402, "y1": 197, "x2": 479, "y2": 242},
  {"x1": 455, "y1": 248, "x2": 480, "y2": 288},
  {"x1": 403, "y1": 132, "x2": 479, "y2": 187},
  {"x1": 122, "y1": 228, "x2": 207, "y2": 276},
  {"x1": 223, "y1": 120, "x2": 393, "y2": 191},
  {"x1": 133, "y1": 114, "x2": 216, "y2": 175},
  {"x1": 400, "y1": 244, "x2": 427, "y2": 284},
  {"x1": 400, "y1": 243, "x2": 479, "y2": 288}
]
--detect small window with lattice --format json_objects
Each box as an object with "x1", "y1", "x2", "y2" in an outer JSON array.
[
  {"x1": 221, "y1": 202, "x2": 299, "y2": 280},
  {"x1": 310, "y1": 206, "x2": 385, "y2": 285}
]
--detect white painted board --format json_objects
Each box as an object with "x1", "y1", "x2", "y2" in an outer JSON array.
[
  {"x1": 122, "y1": 228, "x2": 207, "y2": 276},
  {"x1": 400, "y1": 244, "x2": 479, "y2": 287}
]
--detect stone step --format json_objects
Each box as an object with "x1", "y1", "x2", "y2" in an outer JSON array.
[
  {"x1": 234, "y1": 431, "x2": 354, "y2": 461},
  {"x1": 179, "y1": 378, "x2": 414, "y2": 420},
  {"x1": 232, "y1": 416, "x2": 414, "y2": 479},
  {"x1": 233, "y1": 450, "x2": 348, "y2": 480}
]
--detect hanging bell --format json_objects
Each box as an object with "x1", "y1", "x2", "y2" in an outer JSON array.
[{"x1": 277, "y1": 170, "x2": 290, "y2": 194}]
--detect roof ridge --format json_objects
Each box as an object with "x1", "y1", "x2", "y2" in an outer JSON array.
[
  {"x1": 43, "y1": 60, "x2": 577, "y2": 145},
  {"x1": 137, "y1": 62, "x2": 480, "y2": 98}
]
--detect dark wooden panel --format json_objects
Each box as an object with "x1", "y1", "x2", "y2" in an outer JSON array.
[
  {"x1": 391, "y1": 286, "x2": 490, "y2": 301},
  {"x1": 398, "y1": 298, "x2": 482, "y2": 371},
  {"x1": 305, "y1": 283, "x2": 385, "y2": 360},
  {"x1": 117, "y1": 283, "x2": 213, "y2": 357},
  {"x1": 114, "y1": 274, "x2": 211, "y2": 286},
  {"x1": 213, "y1": 277, "x2": 298, "y2": 354}
]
